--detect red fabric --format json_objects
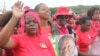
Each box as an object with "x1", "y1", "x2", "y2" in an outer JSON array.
[
  {"x1": 53, "y1": 6, "x2": 73, "y2": 19},
  {"x1": 55, "y1": 22, "x2": 69, "y2": 35},
  {"x1": 19, "y1": 6, "x2": 30, "y2": 34},
  {"x1": 73, "y1": 24, "x2": 80, "y2": 30},
  {"x1": 41, "y1": 25, "x2": 52, "y2": 38},
  {"x1": 89, "y1": 20, "x2": 100, "y2": 41},
  {"x1": 17, "y1": 27, "x2": 24, "y2": 34},
  {"x1": 7, "y1": 11, "x2": 55, "y2": 56},
  {"x1": 76, "y1": 29, "x2": 92, "y2": 53},
  {"x1": 2, "y1": 49, "x2": 6, "y2": 56},
  {"x1": 20, "y1": 11, "x2": 41, "y2": 34},
  {"x1": 23, "y1": 6, "x2": 30, "y2": 11},
  {"x1": 11, "y1": 33, "x2": 55, "y2": 56},
  {"x1": 67, "y1": 23, "x2": 75, "y2": 29},
  {"x1": 19, "y1": 16, "x2": 25, "y2": 34},
  {"x1": 5, "y1": 50, "x2": 13, "y2": 56}
]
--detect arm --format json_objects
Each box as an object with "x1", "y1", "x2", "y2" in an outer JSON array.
[{"x1": 0, "y1": 1, "x2": 24, "y2": 48}]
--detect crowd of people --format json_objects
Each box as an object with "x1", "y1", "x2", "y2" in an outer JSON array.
[{"x1": 0, "y1": 1, "x2": 100, "y2": 56}]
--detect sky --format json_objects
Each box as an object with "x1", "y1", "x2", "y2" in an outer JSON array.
[{"x1": 0, "y1": 0, "x2": 100, "y2": 10}]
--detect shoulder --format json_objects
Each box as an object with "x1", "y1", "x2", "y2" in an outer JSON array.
[
  {"x1": 11, "y1": 33, "x2": 27, "y2": 43},
  {"x1": 11, "y1": 33, "x2": 25, "y2": 39}
]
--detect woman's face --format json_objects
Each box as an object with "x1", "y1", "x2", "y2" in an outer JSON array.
[
  {"x1": 25, "y1": 15, "x2": 39, "y2": 35},
  {"x1": 80, "y1": 20, "x2": 92, "y2": 32},
  {"x1": 60, "y1": 38, "x2": 75, "y2": 56},
  {"x1": 92, "y1": 10, "x2": 100, "y2": 20},
  {"x1": 37, "y1": 4, "x2": 51, "y2": 20}
]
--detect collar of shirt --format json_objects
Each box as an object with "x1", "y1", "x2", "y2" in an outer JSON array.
[{"x1": 54, "y1": 21, "x2": 67, "y2": 29}]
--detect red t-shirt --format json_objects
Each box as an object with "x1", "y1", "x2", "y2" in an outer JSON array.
[
  {"x1": 11, "y1": 33, "x2": 55, "y2": 56},
  {"x1": 76, "y1": 29, "x2": 92, "y2": 52},
  {"x1": 73, "y1": 24, "x2": 80, "y2": 30},
  {"x1": 41, "y1": 25, "x2": 52, "y2": 38}
]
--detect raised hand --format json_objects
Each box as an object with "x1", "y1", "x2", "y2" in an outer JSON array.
[{"x1": 12, "y1": 1, "x2": 24, "y2": 18}]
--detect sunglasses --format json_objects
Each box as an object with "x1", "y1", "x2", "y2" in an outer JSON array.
[{"x1": 57, "y1": 15, "x2": 69, "y2": 19}]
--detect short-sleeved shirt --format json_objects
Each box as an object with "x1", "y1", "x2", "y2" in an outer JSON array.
[
  {"x1": 11, "y1": 33, "x2": 55, "y2": 56},
  {"x1": 76, "y1": 29, "x2": 92, "y2": 53},
  {"x1": 41, "y1": 25, "x2": 52, "y2": 39}
]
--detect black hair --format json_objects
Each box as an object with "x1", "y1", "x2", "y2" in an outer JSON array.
[
  {"x1": 0, "y1": 11, "x2": 12, "y2": 27},
  {"x1": 0, "y1": 11, "x2": 20, "y2": 28},
  {"x1": 34, "y1": 3, "x2": 45, "y2": 11},
  {"x1": 79, "y1": 16, "x2": 91, "y2": 24},
  {"x1": 24, "y1": 9, "x2": 35, "y2": 14},
  {"x1": 87, "y1": 7, "x2": 100, "y2": 19},
  {"x1": 75, "y1": 21, "x2": 80, "y2": 25}
]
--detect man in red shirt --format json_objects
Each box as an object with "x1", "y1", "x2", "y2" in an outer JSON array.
[{"x1": 53, "y1": 6, "x2": 73, "y2": 35}]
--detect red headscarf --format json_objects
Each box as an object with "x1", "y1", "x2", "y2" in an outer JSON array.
[
  {"x1": 20, "y1": 11, "x2": 41, "y2": 34},
  {"x1": 23, "y1": 6, "x2": 30, "y2": 11},
  {"x1": 18, "y1": 6, "x2": 30, "y2": 34}
]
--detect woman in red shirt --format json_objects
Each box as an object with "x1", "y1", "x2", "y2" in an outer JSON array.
[
  {"x1": 34, "y1": 4, "x2": 59, "y2": 55},
  {"x1": 0, "y1": 11, "x2": 20, "y2": 56},
  {"x1": 87, "y1": 7, "x2": 100, "y2": 41},
  {"x1": 34, "y1": 3, "x2": 59, "y2": 38},
  {"x1": 76, "y1": 16, "x2": 92, "y2": 56},
  {"x1": 0, "y1": 1, "x2": 55, "y2": 56}
]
